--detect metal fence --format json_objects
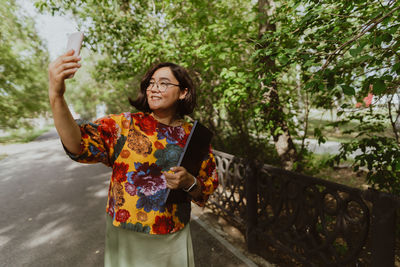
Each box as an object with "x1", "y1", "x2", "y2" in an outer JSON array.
[{"x1": 207, "y1": 150, "x2": 399, "y2": 267}]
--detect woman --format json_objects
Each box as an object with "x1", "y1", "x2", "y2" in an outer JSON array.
[{"x1": 48, "y1": 49, "x2": 219, "y2": 266}]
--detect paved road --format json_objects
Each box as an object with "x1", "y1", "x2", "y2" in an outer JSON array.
[{"x1": 0, "y1": 129, "x2": 258, "y2": 267}]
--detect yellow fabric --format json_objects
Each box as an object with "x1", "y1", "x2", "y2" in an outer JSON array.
[{"x1": 64, "y1": 112, "x2": 218, "y2": 235}]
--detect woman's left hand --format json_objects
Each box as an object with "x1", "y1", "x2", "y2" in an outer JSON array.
[{"x1": 163, "y1": 166, "x2": 195, "y2": 190}]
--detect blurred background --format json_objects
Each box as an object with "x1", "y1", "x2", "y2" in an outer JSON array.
[{"x1": 1, "y1": 0, "x2": 399, "y2": 199}]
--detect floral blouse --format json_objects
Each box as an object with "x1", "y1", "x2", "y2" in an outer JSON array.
[{"x1": 64, "y1": 112, "x2": 218, "y2": 235}]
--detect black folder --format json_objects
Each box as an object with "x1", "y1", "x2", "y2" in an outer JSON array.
[
  {"x1": 164, "y1": 120, "x2": 213, "y2": 204},
  {"x1": 177, "y1": 120, "x2": 214, "y2": 176}
]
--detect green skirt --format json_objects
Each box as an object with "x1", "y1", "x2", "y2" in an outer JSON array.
[{"x1": 104, "y1": 215, "x2": 195, "y2": 267}]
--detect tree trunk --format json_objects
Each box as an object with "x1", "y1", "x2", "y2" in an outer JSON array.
[{"x1": 258, "y1": 0, "x2": 298, "y2": 170}]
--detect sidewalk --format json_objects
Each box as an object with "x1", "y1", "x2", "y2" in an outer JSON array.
[
  {"x1": 191, "y1": 215, "x2": 256, "y2": 266},
  {"x1": 0, "y1": 129, "x2": 273, "y2": 267},
  {"x1": 191, "y1": 204, "x2": 274, "y2": 267}
]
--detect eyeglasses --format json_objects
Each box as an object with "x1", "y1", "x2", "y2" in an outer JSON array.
[{"x1": 147, "y1": 81, "x2": 180, "y2": 93}]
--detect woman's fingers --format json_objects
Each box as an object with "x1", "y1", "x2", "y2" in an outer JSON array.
[
  {"x1": 57, "y1": 62, "x2": 81, "y2": 72},
  {"x1": 54, "y1": 55, "x2": 81, "y2": 71},
  {"x1": 170, "y1": 166, "x2": 185, "y2": 172},
  {"x1": 61, "y1": 67, "x2": 79, "y2": 78},
  {"x1": 163, "y1": 168, "x2": 192, "y2": 189},
  {"x1": 61, "y1": 54, "x2": 81, "y2": 64},
  {"x1": 49, "y1": 53, "x2": 81, "y2": 78},
  {"x1": 163, "y1": 172, "x2": 178, "y2": 189},
  {"x1": 48, "y1": 50, "x2": 82, "y2": 98}
]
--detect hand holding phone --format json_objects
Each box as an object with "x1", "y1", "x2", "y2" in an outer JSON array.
[{"x1": 66, "y1": 32, "x2": 84, "y2": 78}]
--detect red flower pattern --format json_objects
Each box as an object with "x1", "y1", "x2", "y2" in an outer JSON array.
[
  {"x1": 116, "y1": 209, "x2": 130, "y2": 223},
  {"x1": 152, "y1": 215, "x2": 175, "y2": 234},
  {"x1": 97, "y1": 117, "x2": 119, "y2": 147},
  {"x1": 112, "y1": 162, "x2": 129, "y2": 183},
  {"x1": 154, "y1": 141, "x2": 164, "y2": 149},
  {"x1": 134, "y1": 113, "x2": 157, "y2": 135},
  {"x1": 177, "y1": 131, "x2": 189, "y2": 148},
  {"x1": 205, "y1": 157, "x2": 216, "y2": 177}
]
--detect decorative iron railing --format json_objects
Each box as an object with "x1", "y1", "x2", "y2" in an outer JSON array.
[{"x1": 208, "y1": 149, "x2": 398, "y2": 267}]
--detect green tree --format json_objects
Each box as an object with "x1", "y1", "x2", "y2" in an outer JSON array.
[
  {"x1": 0, "y1": 0, "x2": 50, "y2": 129},
  {"x1": 35, "y1": 0, "x2": 400, "y2": 191}
]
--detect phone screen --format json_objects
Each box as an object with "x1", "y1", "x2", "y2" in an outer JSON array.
[{"x1": 66, "y1": 32, "x2": 84, "y2": 56}]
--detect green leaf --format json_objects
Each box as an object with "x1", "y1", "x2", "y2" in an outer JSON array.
[
  {"x1": 382, "y1": 33, "x2": 392, "y2": 43},
  {"x1": 396, "y1": 161, "x2": 400, "y2": 171},
  {"x1": 372, "y1": 79, "x2": 386, "y2": 94},
  {"x1": 393, "y1": 62, "x2": 400, "y2": 72},
  {"x1": 278, "y1": 54, "x2": 290, "y2": 65},
  {"x1": 341, "y1": 85, "x2": 355, "y2": 96}
]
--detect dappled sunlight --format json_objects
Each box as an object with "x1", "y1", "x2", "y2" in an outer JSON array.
[
  {"x1": 65, "y1": 161, "x2": 86, "y2": 171},
  {"x1": 0, "y1": 224, "x2": 15, "y2": 247},
  {"x1": 0, "y1": 224, "x2": 15, "y2": 235},
  {"x1": 0, "y1": 235, "x2": 11, "y2": 247},
  {"x1": 87, "y1": 180, "x2": 110, "y2": 198},
  {"x1": 0, "y1": 139, "x2": 109, "y2": 266},
  {"x1": 35, "y1": 203, "x2": 75, "y2": 221},
  {"x1": 24, "y1": 219, "x2": 73, "y2": 248}
]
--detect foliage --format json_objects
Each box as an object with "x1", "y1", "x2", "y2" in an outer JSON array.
[
  {"x1": 0, "y1": 0, "x2": 50, "y2": 129},
  {"x1": 334, "y1": 136, "x2": 400, "y2": 194},
  {"x1": 34, "y1": 0, "x2": 273, "y2": 161},
  {"x1": 330, "y1": 107, "x2": 400, "y2": 194},
  {"x1": 254, "y1": 0, "x2": 400, "y2": 191},
  {"x1": 34, "y1": 0, "x2": 400, "y2": 191},
  {"x1": 0, "y1": 124, "x2": 53, "y2": 144}
]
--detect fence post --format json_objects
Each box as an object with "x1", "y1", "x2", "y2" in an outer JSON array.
[
  {"x1": 245, "y1": 160, "x2": 258, "y2": 253},
  {"x1": 370, "y1": 189, "x2": 396, "y2": 267}
]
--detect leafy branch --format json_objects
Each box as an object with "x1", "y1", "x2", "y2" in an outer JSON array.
[{"x1": 321, "y1": 5, "x2": 400, "y2": 71}]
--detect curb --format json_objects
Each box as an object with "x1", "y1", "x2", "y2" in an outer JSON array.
[{"x1": 191, "y1": 214, "x2": 259, "y2": 267}]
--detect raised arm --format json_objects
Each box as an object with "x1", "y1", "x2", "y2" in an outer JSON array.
[{"x1": 48, "y1": 49, "x2": 82, "y2": 154}]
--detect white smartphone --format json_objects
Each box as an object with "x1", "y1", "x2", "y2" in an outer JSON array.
[
  {"x1": 66, "y1": 32, "x2": 84, "y2": 56},
  {"x1": 66, "y1": 32, "x2": 84, "y2": 78}
]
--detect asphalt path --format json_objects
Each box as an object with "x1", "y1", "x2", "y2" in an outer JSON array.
[
  {"x1": 0, "y1": 129, "x2": 109, "y2": 266},
  {"x1": 0, "y1": 129, "x2": 258, "y2": 267}
]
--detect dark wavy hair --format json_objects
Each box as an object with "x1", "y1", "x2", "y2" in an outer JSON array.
[{"x1": 129, "y1": 62, "x2": 196, "y2": 117}]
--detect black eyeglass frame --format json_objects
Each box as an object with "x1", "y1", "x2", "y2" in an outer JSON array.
[{"x1": 146, "y1": 81, "x2": 180, "y2": 93}]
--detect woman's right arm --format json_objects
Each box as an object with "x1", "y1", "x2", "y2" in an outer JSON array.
[{"x1": 48, "y1": 49, "x2": 82, "y2": 155}]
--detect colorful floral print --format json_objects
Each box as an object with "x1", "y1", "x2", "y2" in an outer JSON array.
[
  {"x1": 115, "y1": 209, "x2": 130, "y2": 223},
  {"x1": 136, "y1": 211, "x2": 148, "y2": 222},
  {"x1": 107, "y1": 197, "x2": 115, "y2": 218},
  {"x1": 156, "y1": 124, "x2": 186, "y2": 146},
  {"x1": 64, "y1": 112, "x2": 218, "y2": 235},
  {"x1": 120, "y1": 221, "x2": 150, "y2": 233},
  {"x1": 132, "y1": 162, "x2": 166, "y2": 196},
  {"x1": 152, "y1": 215, "x2": 175, "y2": 234},
  {"x1": 112, "y1": 162, "x2": 129, "y2": 183},
  {"x1": 112, "y1": 182, "x2": 125, "y2": 207},
  {"x1": 133, "y1": 112, "x2": 158, "y2": 135},
  {"x1": 127, "y1": 128, "x2": 152, "y2": 157},
  {"x1": 120, "y1": 149, "x2": 130, "y2": 158},
  {"x1": 124, "y1": 182, "x2": 137, "y2": 196},
  {"x1": 97, "y1": 117, "x2": 120, "y2": 148},
  {"x1": 136, "y1": 190, "x2": 167, "y2": 212},
  {"x1": 154, "y1": 144, "x2": 184, "y2": 171}
]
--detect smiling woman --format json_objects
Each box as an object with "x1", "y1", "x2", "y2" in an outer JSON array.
[
  {"x1": 129, "y1": 62, "x2": 196, "y2": 122},
  {"x1": 47, "y1": 56, "x2": 218, "y2": 267}
]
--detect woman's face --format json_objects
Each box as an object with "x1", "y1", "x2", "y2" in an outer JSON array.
[{"x1": 146, "y1": 67, "x2": 187, "y2": 114}]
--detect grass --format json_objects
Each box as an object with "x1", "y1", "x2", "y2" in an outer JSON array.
[
  {"x1": 0, "y1": 124, "x2": 54, "y2": 144},
  {"x1": 301, "y1": 153, "x2": 368, "y2": 190},
  {"x1": 0, "y1": 154, "x2": 7, "y2": 161},
  {"x1": 305, "y1": 118, "x2": 395, "y2": 143}
]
